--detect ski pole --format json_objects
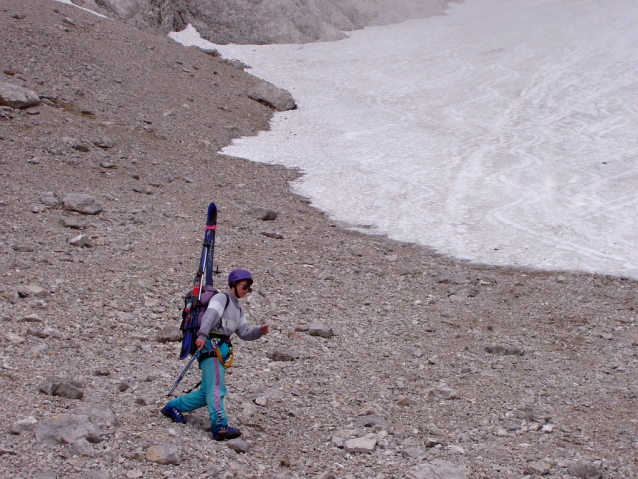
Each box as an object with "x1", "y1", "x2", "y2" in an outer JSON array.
[{"x1": 167, "y1": 352, "x2": 198, "y2": 397}]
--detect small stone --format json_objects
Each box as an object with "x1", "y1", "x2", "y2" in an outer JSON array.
[
  {"x1": 94, "y1": 367, "x2": 111, "y2": 376},
  {"x1": 524, "y1": 460, "x2": 552, "y2": 476},
  {"x1": 407, "y1": 459, "x2": 469, "y2": 479},
  {"x1": 157, "y1": 327, "x2": 181, "y2": 343},
  {"x1": 308, "y1": 321, "x2": 334, "y2": 338},
  {"x1": 267, "y1": 350, "x2": 299, "y2": 362},
  {"x1": 12, "y1": 244, "x2": 36, "y2": 252},
  {"x1": 227, "y1": 438, "x2": 250, "y2": 453},
  {"x1": 146, "y1": 444, "x2": 181, "y2": 465},
  {"x1": 397, "y1": 396, "x2": 418, "y2": 407},
  {"x1": 11, "y1": 416, "x2": 38, "y2": 435},
  {"x1": 40, "y1": 192, "x2": 60, "y2": 207},
  {"x1": 60, "y1": 218, "x2": 86, "y2": 229},
  {"x1": 118, "y1": 382, "x2": 130, "y2": 392},
  {"x1": 344, "y1": 434, "x2": 377, "y2": 453},
  {"x1": 356, "y1": 416, "x2": 388, "y2": 428},
  {"x1": 3, "y1": 332, "x2": 25, "y2": 344},
  {"x1": 18, "y1": 285, "x2": 47, "y2": 298},
  {"x1": 91, "y1": 135, "x2": 115, "y2": 148},
  {"x1": 247, "y1": 207, "x2": 278, "y2": 221},
  {"x1": 68, "y1": 234, "x2": 93, "y2": 248},
  {"x1": 261, "y1": 231, "x2": 284, "y2": 239},
  {"x1": 485, "y1": 345, "x2": 525, "y2": 356},
  {"x1": 567, "y1": 462, "x2": 603, "y2": 479},
  {"x1": 431, "y1": 384, "x2": 460, "y2": 400}
]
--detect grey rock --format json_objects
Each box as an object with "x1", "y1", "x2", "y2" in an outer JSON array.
[
  {"x1": 406, "y1": 459, "x2": 470, "y2": 479},
  {"x1": 12, "y1": 244, "x2": 36, "y2": 252},
  {"x1": 430, "y1": 384, "x2": 460, "y2": 400},
  {"x1": 356, "y1": 416, "x2": 388, "y2": 428},
  {"x1": 261, "y1": 231, "x2": 284, "y2": 239},
  {"x1": 567, "y1": 462, "x2": 603, "y2": 479},
  {"x1": 248, "y1": 82, "x2": 296, "y2": 111},
  {"x1": 485, "y1": 344, "x2": 525, "y2": 356},
  {"x1": 267, "y1": 349, "x2": 299, "y2": 361},
  {"x1": 344, "y1": 434, "x2": 377, "y2": 453},
  {"x1": 69, "y1": 437, "x2": 95, "y2": 456},
  {"x1": 146, "y1": 443, "x2": 181, "y2": 465},
  {"x1": 524, "y1": 460, "x2": 552, "y2": 476},
  {"x1": 18, "y1": 285, "x2": 47, "y2": 298},
  {"x1": 38, "y1": 378, "x2": 84, "y2": 399},
  {"x1": 68, "y1": 234, "x2": 94, "y2": 248},
  {"x1": 91, "y1": 135, "x2": 115, "y2": 148},
  {"x1": 308, "y1": 321, "x2": 334, "y2": 338},
  {"x1": 60, "y1": 217, "x2": 87, "y2": 229},
  {"x1": 35, "y1": 414, "x2": 101, "y2": 446},
  {"x1": 157, "y1": 327, "x2": 181, "y2": 343},
  {"x1": 0, "y1": 82, "x2": 40, "y2": 109},
  {"x1": 40, "y1": 192, "x2": 60, "y2": 207},
  {"x1": 61, "y1": 193, "x2": 103, "y2": 215},
  {"x1": 227, "y1": 438, "x2": 251, "y2": 453},
  {"x1": 14, "y1": 258, "x2": 31, "y2": 269},
  {"x1": 248, "y1": 207, "x2": 279, "y2": 221},
  {"x1": 402, "y1": 447, "x2": 426, "y2": 458},
  {"x1": 33, "y1": 472, "x2": 58, "y2": 479},
  {"x1": 68, "y1": 407, "x2": 118, "y2": 427},
  {"x1": 11, "y1": 416, "x2": 38, "y2": 435}
]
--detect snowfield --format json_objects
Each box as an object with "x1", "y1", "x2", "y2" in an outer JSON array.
[{"x1": 171, "y1": 0, "x2": 638, "y2": 279}]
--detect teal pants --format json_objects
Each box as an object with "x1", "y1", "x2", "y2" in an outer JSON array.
[{"x1": 167, "y1": 340, "x2": 230, "y2": 433}]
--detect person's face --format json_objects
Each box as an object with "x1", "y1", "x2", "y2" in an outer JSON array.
[{"x1": 234, "y1": 280, "x2": 252, "y2": 298}]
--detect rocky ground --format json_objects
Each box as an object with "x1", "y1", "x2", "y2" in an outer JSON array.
[{"x1": 1, "y1": 1, "x2": 637, "y2": 479}]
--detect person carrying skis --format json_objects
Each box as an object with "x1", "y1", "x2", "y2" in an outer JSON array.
[{"x1": 161, "y1": 269, "x2": 269, "y2": 440}]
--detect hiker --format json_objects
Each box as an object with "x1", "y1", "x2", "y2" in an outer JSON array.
[{"x1": 161, "y1": 269, "x2": 269, "y2": 440}]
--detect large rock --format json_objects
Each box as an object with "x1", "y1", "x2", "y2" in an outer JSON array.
[
  {"x1": 308, "y1": 321, "x2": 335, "y2": 338},
  {"x1": 61, "y1": 193, "x2": 103, "y2": 215},
  {"x1": 0, "y1": 82, "x2": 40, "y2": 109},
  {"x1": 146, "y1": 444, "x2": 181, "y2": 465},
  {"x1": 38, "y1": 378, "x2": 84, "y2": 399},
  {"x1": 343, "y1": 434, "x2": 377, "y2": 453},
  {"x1": 248, "y1": 82, "x2": 296, "y2": 111},
  {"x1": 406, "y1": 459, "x2": 470, "y2": 479},
  {"x1": 35, "y1": 414, "x2": 101, "y2": 446}
]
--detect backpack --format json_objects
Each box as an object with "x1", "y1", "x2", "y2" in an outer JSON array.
[{"x1": 179, "y1": 286, "x2": 229, "y2": 358}]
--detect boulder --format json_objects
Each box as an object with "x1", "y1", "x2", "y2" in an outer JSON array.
[
  {"x1": 35, "y1": 414, "x2": 101, "y2": 446},
  {"x1": 61, "y1": 193, "x2": 103, "y2": 215},
  {"x1": 308, "y1": 322, "x2": 335, "y2": 338},
  {"x1": 248, "y1": 82, "x2": 296, "y2": 111},
  {"x1": 146, "y1": 444, "x2": 181, "y2": 465},
  {"x1": 0, "y1": 82, "x2": 40, "y2": 109}
]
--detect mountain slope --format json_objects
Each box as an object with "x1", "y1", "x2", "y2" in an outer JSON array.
[{"x1": 66, "y1": 0, "x2": 455, "y2": 43}]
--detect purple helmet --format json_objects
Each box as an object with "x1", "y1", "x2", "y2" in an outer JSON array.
[{"x1": 228, "y1": 269, "x2": 253, "y2": 287}]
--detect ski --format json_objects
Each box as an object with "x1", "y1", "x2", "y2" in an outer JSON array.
[{"x1": 179, "y1": 202, "x2": 218, "y2": 360}]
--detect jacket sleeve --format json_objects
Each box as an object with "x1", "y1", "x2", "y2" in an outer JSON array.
[
  {"x1": 234, "y1": 312, "x2": 264, "y2": 341},
  {"x1": 197, "y1": 294, "x2": 226, "y2": 340}
]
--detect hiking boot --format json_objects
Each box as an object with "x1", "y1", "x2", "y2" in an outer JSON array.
[
  {"x1": 160, "y1": 405, "x2": 186, "y2": 424},
  {"x1": 212, "y1": 426, "x2": 241, "y2": 441}
]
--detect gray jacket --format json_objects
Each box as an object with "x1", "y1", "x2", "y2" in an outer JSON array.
[{"x1": 197, "y1": 292, "x2": 263, "y2": 341}]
